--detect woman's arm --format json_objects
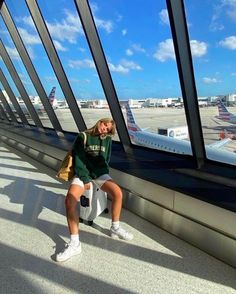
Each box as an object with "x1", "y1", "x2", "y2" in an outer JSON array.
[
  {"x1": 106, "y1": 137, "x2": 112, "y2": 164},
  {"x1": 72, "y1": 133, "x2": 91, "y2": 184}
]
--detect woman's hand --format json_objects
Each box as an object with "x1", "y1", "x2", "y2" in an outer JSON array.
[{"x1": 84, "y1": 183, "x2": 91, "y2": 190}]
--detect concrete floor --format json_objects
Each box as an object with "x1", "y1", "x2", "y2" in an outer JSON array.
[{"x1": 0, "y1": 141, "x2": 235, "y2": 294}]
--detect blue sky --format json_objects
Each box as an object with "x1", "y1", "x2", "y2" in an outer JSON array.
[{"x1": 1, "y1": 0, "x2": 236, "y2": 100}]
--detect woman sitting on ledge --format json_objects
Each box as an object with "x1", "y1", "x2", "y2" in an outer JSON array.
[{"x1": 56, "y1": 118, "x2": 133, "y2": 262}]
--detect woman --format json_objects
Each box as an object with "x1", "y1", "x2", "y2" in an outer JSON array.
[{"x1": 56, "y1": 118, "x2": 133, "y2": 262}]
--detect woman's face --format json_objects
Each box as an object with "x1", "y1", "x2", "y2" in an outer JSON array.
[{"x1": 98, "y1": 121, "x2": 113, "y2": 135}]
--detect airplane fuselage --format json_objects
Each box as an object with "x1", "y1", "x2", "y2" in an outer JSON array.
[
  {"x1": 129, "y1": 129, "x2": 236, "y2": 165},
  {"x1": 126, "y1": 102, "x2": 236, "y2": 166},
  {"x1": 130, "y1": 130, "x2": 192, "y2": 155}
]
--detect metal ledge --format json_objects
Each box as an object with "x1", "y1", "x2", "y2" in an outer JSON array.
[
  {"x1": 0, "y1": 129, "x2": 236, "y2": 267},
  {"x1": 122, "y1": 188, "x2": 236, "y2": 267}
]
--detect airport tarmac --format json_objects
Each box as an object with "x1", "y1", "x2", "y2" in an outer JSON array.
[{"x1": 39, "y1": 106, "x2": 236, "y2": 153}]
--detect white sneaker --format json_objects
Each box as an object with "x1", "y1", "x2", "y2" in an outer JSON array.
[
  {"x1": 110, "y1": 227, "x2": 133, "y2": 241},
  {"x1": 56, "y1": 242, "x2": 81, "y2": 262}
]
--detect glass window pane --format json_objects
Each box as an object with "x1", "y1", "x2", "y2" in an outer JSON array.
[
  {"x1": 185, "y1": 0, "x2": 236, "y2": 165},
  {"x1": 89, "y1": 0, "x2": 192, "y2": 154},
  {"x1": 5, "y1": 0, "x2": 78, "y2": 131},
  {"x1": 38, "y1": 0, "x2": 115, "y2": 134},
  {"x1": 0, "y1": 56, "x2": 24, "y2": 123},
  {"x1": 0, "y1": 80, "x2": 14, "y2": 121}
]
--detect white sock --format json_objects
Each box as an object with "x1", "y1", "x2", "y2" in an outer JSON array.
[
  {"x1": 70, "y1": 234, "x2": 80, "y2": 246},
  {"x1": 111, "y1": 221, "x2": 120, "y2": 230}
]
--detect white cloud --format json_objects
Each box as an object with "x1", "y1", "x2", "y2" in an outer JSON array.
[
  {"x1": 5, "y1": 42, "x2": 35, "y2": 60},
  {"x1": 153, "y1": 39, "x2": 207, "y2": 62},
  {"x1": 108, "y1": 63, "x2": 129, "y2": 74},
  {"x1": 19, "y1": 16, "x2": 36, "y2": 29},
  {"x1": 126, "y1": 49, "x2": 133, "y2": 56},
  {"x1": 78, "y1": 47, "x2": 86, "y2": 52},
  {"x1": 46, "y1": 12, "x2": 83, "y2": 44},
  {"x1": 0, "y1": 29, "x2": 9, "y2": 36},
  {"x1": 219, "y1": 36, "x2": 236, "y2": 49},
  {"x1": 26, "y1": 46, "x2": 35, "y2": 59},
  {"x1": 106, "y1": 59, "x2": 142, "y2": 74},
  {"x1": 69, "y1": 78, "x2": 91, "y2": 84},
  {"x1": 132, "y1": 43, "x2": 146, "y2": 53},
  {"x1": 190, "y1": 40, "x2": 208, "y2": 57},
  {"x1": 159, "y1": 9, "x2": 169, "y2": 25},
  {"x1": 210, "y1": 4, "x2": 225, "y2": 31},
  {"x1": 116, "y1": 14, "x2": 123, "y2": 22},
  {"x1": 18, "y1": 10, "x2": 83, "y2": 44},
  {"x1": 94, "y1": 17, "x2": 113, "y2": 33},
  {"x1": 125, "y1": 43, "x2": 146, "y2": 58},
  {"x1": 20, "y1": 78, "x2": 32, "y2": 86},
  {"x1": 68, "y1": 57, "x2": 141, "y2": 74},
  {"x1": 223, "y1": 0, "x2": 236, "y2": 21},
  {"x1": 68, "y1": 59, "x2": 95, "y2": 69},
  {"x1": 227, "y1": 9, "x2": 236, "y2": 20},
  {"x1": 210, "y1": 0, "x2": 236, "y2": 31},
  {"x1": 202, "y1": 77, "x2": 222, "y2": 84},
  {"x1": 17, "y1": 6, "x2": 112, "y2": 48},
  {"x1": 5, "y1": 46, "x2": 20, "y2": 60},
  {"x1": 44, "y1": 76, "x2": 57, "y2": 82},
  {"x1": 90, "y1": 3, "x2": 113, "y2": 33},
  {"x1": 122, "y1": 29, "x2": 127, "y2": 36},
  {"x1": 53, "y1": 40, "x2": 67, "y2": 52},
  {"x1": 153, "y1": 39, "x2": 175, "y2": 62},
  {"x1": 120, "y1": 59, "x2": 142, "y2": 71},
  {"x1": 18, "y1": 28, "x2": 41, "y2": 45},
  {"x1": 20, "y1": 10, "x2": 83, "y2": 44}
]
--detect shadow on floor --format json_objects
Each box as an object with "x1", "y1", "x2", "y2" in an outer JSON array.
[{"x1": 0, "y1": 174, "x2": 235, "y2": 290}]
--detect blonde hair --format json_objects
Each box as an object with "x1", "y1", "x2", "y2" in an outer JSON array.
[{"x1": 86, "y1": 118, "x2": 116, "y2": 136}]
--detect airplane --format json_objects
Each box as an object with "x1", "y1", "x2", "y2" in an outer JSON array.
[
  {"x1": 215, "y1": 99, "x2": 236, "y2": 124},
  {"x1": 48, "y1": 87, "x2": 56, "y2": 106},
  {"x1": 125, "y1": 103, "x2": 236, "y2": 165},
  {"x1": 10, "y1": 86, "x2": 57, "y2": 116},
  {"x1": 47, "y1": 86, "x2": 58, "y2": 109}
]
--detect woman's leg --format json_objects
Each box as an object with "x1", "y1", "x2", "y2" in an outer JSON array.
[
  {"x1": 101, "y1": 179, "x2": 133, "y2": 240},
  {"x1": 100, "y1": 180, "x2": 123, "y2": 222},
  {"x1": 56, "y1": 182, "x2": 91, "y2": 262},
  {"x1": 65, "y1": 182, "x2": 91, "y2": 234},
  {"x1": 65, "y1": 184, "x2": 84, "y2": 235}
]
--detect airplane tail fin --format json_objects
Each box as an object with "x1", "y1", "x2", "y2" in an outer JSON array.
[
  {"x1": 48, "y1": 87, "x2": 56, "y2": 105},
  {"x1": 216, "y1": 98, "x2": 231, "y2": 118},
  {"x1": 125, "y1": 103, "x2": 141, "y2": 132}
]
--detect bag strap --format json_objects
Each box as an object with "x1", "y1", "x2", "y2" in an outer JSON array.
[
  {"x1": 71, "y1": 132, "x2": 87, "y2": 151},
  {"x1": 82, "y1": 131, "x2": 87, "y2": 146}
]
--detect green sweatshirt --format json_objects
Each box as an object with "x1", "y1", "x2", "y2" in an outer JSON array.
[{"x1": 72, "y1": 132, "x2": 112, "y2": 184}]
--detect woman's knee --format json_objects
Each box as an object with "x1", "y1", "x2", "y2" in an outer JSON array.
[
  {"x1": 111, "y1": 185, "x2": 123, "y2": 201},
  {"x1": 65, "y1": 187, "x2": 83, "y2": 209},
  {"x1": 101, "y1": 180, "x2": 123, "y2": 200},
  {"x1": 65, "y1": 193, "x2": 77, "y2": 209}
]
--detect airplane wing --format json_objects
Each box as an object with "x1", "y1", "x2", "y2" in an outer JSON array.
[
  {"x1": 208, "y1": 138, "x2": 231, "y2": 149},
  {"x1": 211, "y1": 118, "x2": 221, "y2": 125}
]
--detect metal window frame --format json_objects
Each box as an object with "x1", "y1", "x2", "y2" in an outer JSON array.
[
  {"x1": 0, "y1": 87, "x2": 17, "y2": 122},
  {"x1": 0, "y1": 67, "x2": 28, "y2": 124},
  {"x1": 25, "y1": 0, "x2": 86, "y2": 132},
  {"x1": 0, "y1": 40, "x2": 43, "y2": 127},
  {"x1": 0, "y1": 102, "x2": 9, "y2": 120},
  {"x1": 166, "y1": 0, "x2": 206, "y2": 168},
  {"x1": 1, "y1": 2, "x2": 62, "y2": 132},
  {"x1": 74, "y1": 0, "x2": 131, "y2": 150}
]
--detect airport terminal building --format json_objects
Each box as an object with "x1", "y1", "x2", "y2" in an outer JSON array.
[{"x1": 0, "y1": 1, "x2": 235, "y2": 293}]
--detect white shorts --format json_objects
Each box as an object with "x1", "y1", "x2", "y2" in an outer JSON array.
[{"x1": 71, "y1": 174, "x2": 112, "y2": 189}]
